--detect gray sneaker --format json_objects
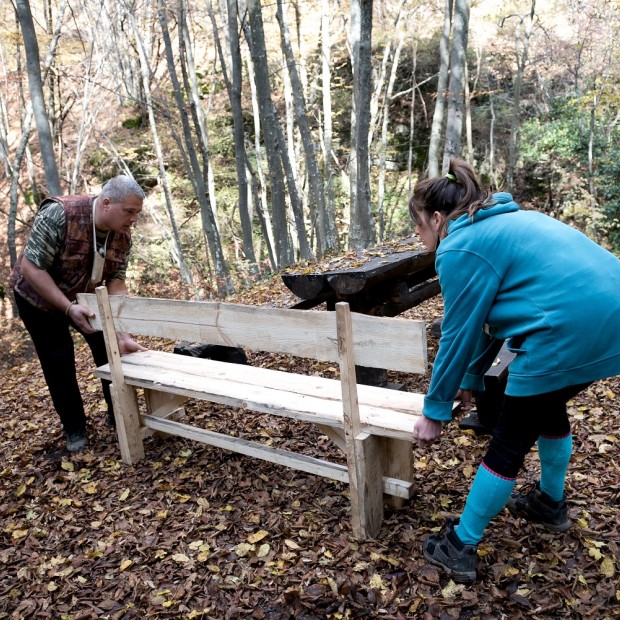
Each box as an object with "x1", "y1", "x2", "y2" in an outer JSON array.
[
  {"x1": 423, "y1": 519, "x2": 478, "y2": 583},
  {"x1": 507, "y1": 482, "x2": 570, "y2": 532},
  {"x1": 66, "y1": 431, "x2": 88, "y2": 453}
]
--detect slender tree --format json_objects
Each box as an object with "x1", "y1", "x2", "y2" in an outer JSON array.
[
  {"x1": 158, "y1": 0, "x2": 233, "y2": 295},
  {"x1": 428, "y1": 0, "x2": 453, "y2": 177},
  {"x1": 245, "y1": 0, "x2": 295, "y2": 267},
  {"x1": 320, "y1": 0, "x2": 337, "y2": 251},
  {"x1": 441, "y1": 0, "x2": 471, "y2": 172},
  {"x1": 15, "y1": 0, "x2": 61, "y2": 194},
  {"x1": 500, "y1": 0, "x2": 536, "y2": 187},
  {"x1": 123, "y1": 0, "x2": 193, "y2": 286},
  {"x1": 276, "y1": 0, "x2": 333, "y2": 257},
  {"x1": 349, "y1": 0, "x2": 375, "y2": 250}
]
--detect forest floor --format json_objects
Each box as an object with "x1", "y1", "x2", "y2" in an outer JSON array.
[{"x1": 0, "y1": 268, "x2": 618, "y2": 620}]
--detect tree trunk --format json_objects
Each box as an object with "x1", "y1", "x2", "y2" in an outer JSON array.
[
  {"x1": 245, "y1": 0, "x2": 293, "y2": 268},
  {"x1": 158, "y1": 0, "x2": 233, "y2": 295},
  {"x1": 276, "y1": 0, "x2": 330, "y2": 256},
  {"x1": 441, "y1": 0, "x2": 471, "y2": 172},
  {"x1": 242, "y1": 43, "x2": 277, "y2": 270},
  {"x1": 428, "y1": 0, "x2": 452, "y2": 177},
  {"x1": 9, "y1": 0, "x2": 67, "y2": 267},
  {"x1": 377, "y1": 37, "x2": 403, "y2": 241},
  {"x1": 501, "y1": 0, "x2": 536, "y2": 188},
  {"x1": 127, "y1": 0, "x2": 193, "y2": 286},
  {"x1": 350, "y1": 0, "x2": 375, "y2": 250},
  {"x1": 212, "y1": 0, "x2": 259, "y2": 274},
  {"x1": 15, "y1": 0, "x2": 61, "y2": 195},
  {"x1": 321, "y1": 0, "x2": 338, "y2": 251}
]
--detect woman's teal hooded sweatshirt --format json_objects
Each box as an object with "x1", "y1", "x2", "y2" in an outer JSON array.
[{"x1": 423, "y1": 192, "x2": 620, "y2": 422}]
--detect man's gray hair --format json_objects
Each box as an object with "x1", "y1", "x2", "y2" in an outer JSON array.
[{"x1": 99, "y1": 175, "x2": 145, "y2": 202}]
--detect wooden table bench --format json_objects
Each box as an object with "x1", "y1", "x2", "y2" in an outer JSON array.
[{"x1": 78, "y1": 287, "x2": 444, "y2": 539}]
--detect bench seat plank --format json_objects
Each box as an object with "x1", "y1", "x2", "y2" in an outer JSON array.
[{"x1": 95, "y1": 351, "x2": 423, "y2": 441}]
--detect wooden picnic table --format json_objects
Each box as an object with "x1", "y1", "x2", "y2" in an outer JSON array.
[{"x1": 282, "y1": 237, "x2": 440, "y2": 317}]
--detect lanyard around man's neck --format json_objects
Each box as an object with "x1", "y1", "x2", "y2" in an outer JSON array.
[{"x1": 90, "y1": 197, "x2": 110, "y2": 285}]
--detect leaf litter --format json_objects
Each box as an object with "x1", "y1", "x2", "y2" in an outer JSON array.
[{"x1": 0, "y1": 273, "x2": 618, "y2": 619}]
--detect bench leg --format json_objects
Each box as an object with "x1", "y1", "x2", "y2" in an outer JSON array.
[
  {"x1": 110, "y1": 381, "x2": 145, "y2": 465},
  {"x1": 380, "y1": 437, "x2": 414, "y2": 509},
  {"x1": 348, "y1": 431, "x2": 384, "y2": 540}
]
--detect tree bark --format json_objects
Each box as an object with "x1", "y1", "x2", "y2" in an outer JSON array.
[
  {"x1": 276, "y1": 0, "x2": 329, "y2": 255},
  {"x1": 428, "y1": 0, "x2": 452, "y2": 177},
  {"x1": 158, "y1": 0, "x2": 233, "y2": 295},
  {"x1": 501, "y1": 0, "x2": 536, "y2": 187},
  {"x1": 441, "y1": 0, "x2": 471, "y2": 172},
  {"x1": 350, "y1": 0, "x2": 375, "y2": 250},
  {"x1": 245, "y1": 0, "x2": 294, "y2": 268},
  {"x1": 321, "y1": 0, "x2": 338, "y2": 251},
  {"x1": 125, "y1": 0, "x2": 193, "y2": 286},
  {"x1": 15, "y1": 0, "x2": 61, "y2": 195}
]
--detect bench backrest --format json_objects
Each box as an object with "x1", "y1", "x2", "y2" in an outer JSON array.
[{"x1": 77, "y1": 293, "x2": 427, "y2": 374}]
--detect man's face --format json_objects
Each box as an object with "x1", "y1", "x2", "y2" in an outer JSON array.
[{"x1": 99, "y1": 196, "x2": 143, "y2": 232}]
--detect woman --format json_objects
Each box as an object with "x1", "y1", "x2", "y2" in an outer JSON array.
[{"x1": 410, "y1": 159, "x2": 620, "y2": 583}]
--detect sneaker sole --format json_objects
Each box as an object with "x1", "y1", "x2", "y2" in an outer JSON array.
[
  {"x1": 423, "y1": 549, "x2": 477, "y2": 584},
  {"x1": 506, "y1": 504, "x2": 571, "y2": 533}
]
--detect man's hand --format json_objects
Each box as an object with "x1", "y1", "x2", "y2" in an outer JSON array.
[
  {"x1": 67, "y1": 303, "x2": 97, "y2": 334},
  {"x1": 116, "y1": 332, "x2": 147, "y2": 356},
  {"x1": 413, "y1": 415, "x2": 443, "y2": 448}
]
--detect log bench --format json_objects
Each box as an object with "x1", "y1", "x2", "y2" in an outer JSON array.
[{"x1": 78, "y1": 287, "x2": 442, "y2": 539}]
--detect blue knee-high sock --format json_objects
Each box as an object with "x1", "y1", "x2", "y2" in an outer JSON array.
[
  {"x1": 456, "y1": 463, "x2": 516, "y2": 545},
  {"x1": 538, "y1": 434, "x2": 572, "y2": 502}
]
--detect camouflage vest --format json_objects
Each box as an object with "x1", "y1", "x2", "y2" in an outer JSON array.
[{"x1": 10, "y1": 195, "x2": 131, "y2": 312}]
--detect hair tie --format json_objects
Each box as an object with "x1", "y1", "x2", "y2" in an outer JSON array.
[{"x1": 445, "y1": 172, "x2": 460, "y2": 184}]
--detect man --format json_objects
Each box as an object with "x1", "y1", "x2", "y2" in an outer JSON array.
[{"x1": 11, "y1": 175, "x2": 147, "y2": 453}]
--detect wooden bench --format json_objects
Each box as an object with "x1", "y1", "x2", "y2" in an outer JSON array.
[{"x1": 78, "y1": 287, "x2": 434, "y2": 539}]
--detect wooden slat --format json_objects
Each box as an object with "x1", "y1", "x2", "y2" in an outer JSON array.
[
  {"x1": 94, "y1": 357, "x2": 423, "y2": 442},
  {"x1": 76, "y1": 294, "x2": 427, "y2": 374},
  {"x1": 141, "y1": 415, "x2": 413, "y2": 498},
  {"x1": 95, "y1": 350, "x2": 426, "y2": 415}
]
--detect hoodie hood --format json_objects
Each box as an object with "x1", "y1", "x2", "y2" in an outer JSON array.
[{"x1": 447, "y1": 192, "x2": 519, "y2": 235}]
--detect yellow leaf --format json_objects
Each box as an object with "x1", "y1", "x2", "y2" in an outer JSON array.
[
  {"x1": 120, "y1": 559, "x2": 133, "y2": 572},
  {"x1": 47, "y1": 581, "x2": 58, "y2": 592},
  {"x1": 76, "y1": 576, "x2": 87, "y2": 584},
  {"x1": 257, "y1": 543, "x2": 270, "y2": 558},
  {"x1": 171, "y1": 553, "x2": 190, "y2": 563},
  {"x1": 119, "y1": 489, "x2": 130, "y2": 501},
  {"x1": 188, "y1": 540, "x2": 204, "y2": 550},
  {"x1": 235, "y1": 543, "x2": 254, "y2": 557},
  {"x1": 15, "y1": 484, "x2": 27, "y2": 497},
  {"x1": 284, "y1": 539, "x2": 301, "y2": 550},
  {"x1": 601, "y1": 557, "x2": 615, "y2": 578},
  {"x1": 441, "y1": 580, "x2": 465, "y2": 598},
  {"x1": 154, "y1": 550, "x2": 166, "y2": 559},
  {"x1": 61, "y1": 461, "x2": 74, "y2": 472},
  {"x1": 369, "y1": 573, "x2": 385, "y2": 590},
  {"x1": 247, "y1": 530, "x2": 269, "y2": 544},
  {"x1": 12, "y1": 529, "x2": 29, "y2": 539},
  {"x1": 589, "y1": 547, "x2": 603, "y2": 560},
  {"x1": 162, "y1": 601, "x2": 174, "y2": 608},
  {"x1": 326, "y1": 576, "x2": 338, "y2": 595},
  {"x1": 84, "y1": 484, "x2": 97, "y2": 494}
]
